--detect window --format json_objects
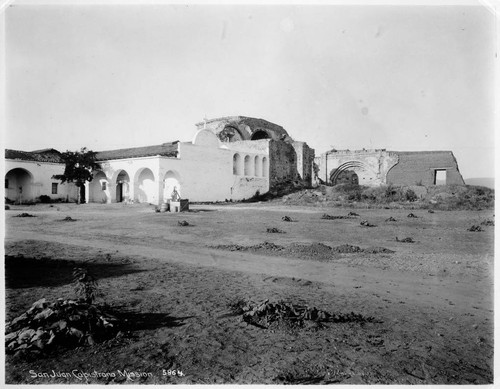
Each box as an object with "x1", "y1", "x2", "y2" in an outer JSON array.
[
  {"x1": 5, "y1": 179, "x2": 8, "y2": 189},
  {"x1": 434, "y1": 170, "x2": 447, "y2": 185},
  {"x1": 51, "y1": 183, "x2": 58, "y2": 194},
  {"x1": 101, "y1": 182, "x2": 107, "y2": 191}
]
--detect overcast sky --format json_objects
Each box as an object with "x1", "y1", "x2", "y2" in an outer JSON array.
[{"x1": 3, "y1": 1, "x2": 496, "y2": 179}]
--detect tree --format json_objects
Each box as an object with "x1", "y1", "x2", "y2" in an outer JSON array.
[{"x1": 53, "y1": 147, "x2": 101, "y2": 204}]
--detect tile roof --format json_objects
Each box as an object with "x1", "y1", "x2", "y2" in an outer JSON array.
[
  {"x1": 5, "y1": 149, "x2": 64, "y2": 163},
  {"x1": 95, "y1": 142, "x2": 179, "y2": 161},
  {"x1": 6, "y1": 142, "x2": 179, "y2": 163}
]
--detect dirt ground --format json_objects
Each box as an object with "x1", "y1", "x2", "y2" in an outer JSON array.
[{"x1": 3, "y1": 201, "x2": 494, "y2": 384}]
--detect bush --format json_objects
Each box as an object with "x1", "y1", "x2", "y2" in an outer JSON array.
[
  {"x1": 39, "y1": 195, "x2": 51, "y2": 203},
  {"x1": 405, "y1": 189, "x2": 418, "y2": 202}
]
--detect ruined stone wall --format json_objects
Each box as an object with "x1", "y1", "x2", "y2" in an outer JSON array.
[
  {"x1": 315, "y1": 149, "x2": 399, "y2": 187},
  {"x1": 268, "y1": 140, "x2": 298, "y2": 189},
  {"x1": 292, "y1": 141, "x2": 315, "y2": 185},
  {"x1": 386, "y1": 151, "x2": 465, "y2": 186}
]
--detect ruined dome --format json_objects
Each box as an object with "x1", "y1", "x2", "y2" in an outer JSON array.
[{"x1": 195, "y1": 116, "x2": 292, "y2": 143}]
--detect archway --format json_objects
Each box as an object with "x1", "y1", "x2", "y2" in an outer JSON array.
[
  {"x1": 5, "y1": 168, "x2": 33, "y2": 204},
  {"x1": 219, "y1": 126, "x2": 244, "y2": 142},
  {"x1": 115, "y1": 170, "x2": 130, "y2": 203},
  {"x1": 330, "y1": 161, "x2": 372, "y2": 186},
  {"x1": 333, "y1": 169, "x2": 359, "y2": 185},
  {"x1": 90, "y1": 171, "x2": 109, "y2": 203},
  {"x1": 135, "y1": 168, "x2": 156, "y2": 203},
  {"x1": 163, "y1": 170, "x2": 181, "y2": 202},
  {"x1": 251, "y1": 130, "x2": 270, "y2": 140}
]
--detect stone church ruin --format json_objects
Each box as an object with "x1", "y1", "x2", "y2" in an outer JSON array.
[
  {"x1": 314, "y1": 149, "x2": 465, "y2": 187},
  {"x1": 5, "y1": 116, "x2": 465, "y2": 205}
]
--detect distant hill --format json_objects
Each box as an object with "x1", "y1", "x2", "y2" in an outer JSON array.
[{"x1": 464, "y1": 177, "x2": 495, "y2": 189}]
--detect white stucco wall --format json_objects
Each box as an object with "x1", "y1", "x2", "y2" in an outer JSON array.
[
  {"x1": 90, "y1": 156, "x2": 163, "y2": 204},
  {"x1": 83, "y1": 130, "x2": 272, "y2": 205},
  {"x1": 5, "y1": 160, "x2": 78, "y2": 203}
]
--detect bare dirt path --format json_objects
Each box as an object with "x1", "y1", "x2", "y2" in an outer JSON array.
[{"x1": 6, "y1": 230, "x2": 492, "y2": 316}]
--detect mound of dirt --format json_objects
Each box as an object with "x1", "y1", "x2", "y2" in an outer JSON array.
[
  {"x1": 5, "y1": 298, "x2": 118, "y2": 357},
  {"x1": 481, "y1": 220, "x2": 494, "y2": 227},
  {"x1": 282, "y1": 216, "x2": 295, "y2": 222},
  {"x1": 288, "y1": 243, "x2": 334, "y2": 257},
  {"x1": 363, "y1": 246, "x2": 395, "y2": 254},
  {"x1": 252, "y1": 242, "x2": 285, "y2": 251},
  {"x1": 213, "y1": 241, "x2": 395, "y2": 260},
  {"x1": 321, "y1": 214, "x2": 354, "y2": 220},
  {"x1": 467, "y1": 225, "x2": 483, "y2": 232},
  {"x1": 15, "y1": 213, "x2": 35, "y2": 218},
  {"x1": 177, "y1": 221, "x2": 190, "y2": 226},
  {"x1": 396, "y1": 237, "x2": 415, "y2": 243},
  {"x1": 331, "y1": 244, "x2": 363, "y2": 253},
  {"x1": 267, "y1": 227, "x2": 285, "y2": 234},
  {"x1": 60, "y1": 216, "x2": 77, "y2": 222},
  {"x1": 385, "y1": 217, "x2": 397, "y2": 222},
  {"x1": 360, "y1": 220, "x2": 376, "y2": 227},
  {"x1": 230, "y1": 299, "x2": 378, "y2": 331}
]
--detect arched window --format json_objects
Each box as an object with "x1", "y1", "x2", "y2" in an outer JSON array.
[
  {"x1": 244, "y1": 155, "x2": 252, "y2": 176},
  {"x1": 254, "y1": 156, "x2": 261, "y2": 177},
  {"x1": 262, "y1": 157, "x2": 268, "y2": 177},
  {"x1": 233, "y1": 153, "x2": 242, "y2": 175}
]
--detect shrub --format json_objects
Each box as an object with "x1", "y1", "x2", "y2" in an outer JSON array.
[
  {"x1": 405, "y1": 189, "x2": 418, "y2": 202},
  {"x1": 73, "y1": 267, "x2": 99, "y2": 304},
  {"x1": 39, "y1": 195, "x2": 51, "y2": 203}
]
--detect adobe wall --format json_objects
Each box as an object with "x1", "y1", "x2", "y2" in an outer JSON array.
[
  {"x1": 5, "y1": 160, "x2": 78, "y2": 203},
  {"x1": 386, "y1": 151, "x2": 465, "y2": 186},
  {"x1": 268, "y1": 140, "x2": 298, "y2": 188},
  {"x1": 93, "y1": 156, "x2": 163, "y2": 204},
  {"x1": 292, "y1": 141, "x2": 315, "y2": 185}
]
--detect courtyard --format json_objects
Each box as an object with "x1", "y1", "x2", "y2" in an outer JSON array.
[{"x1": 4, "y1": 201, "x2": 494, "y2": 384}]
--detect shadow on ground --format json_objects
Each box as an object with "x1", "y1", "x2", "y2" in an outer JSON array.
[{"x1": 5, "y1": 255, "x2": 144, "y2": 289}]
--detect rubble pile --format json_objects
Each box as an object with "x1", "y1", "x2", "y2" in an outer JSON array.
[
  {"x1": 230, "y1": 299, "x2": 377, "y2": 331},
  {"x1": 5, "y1": 298, "x2": 118, "y2": 356}
]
